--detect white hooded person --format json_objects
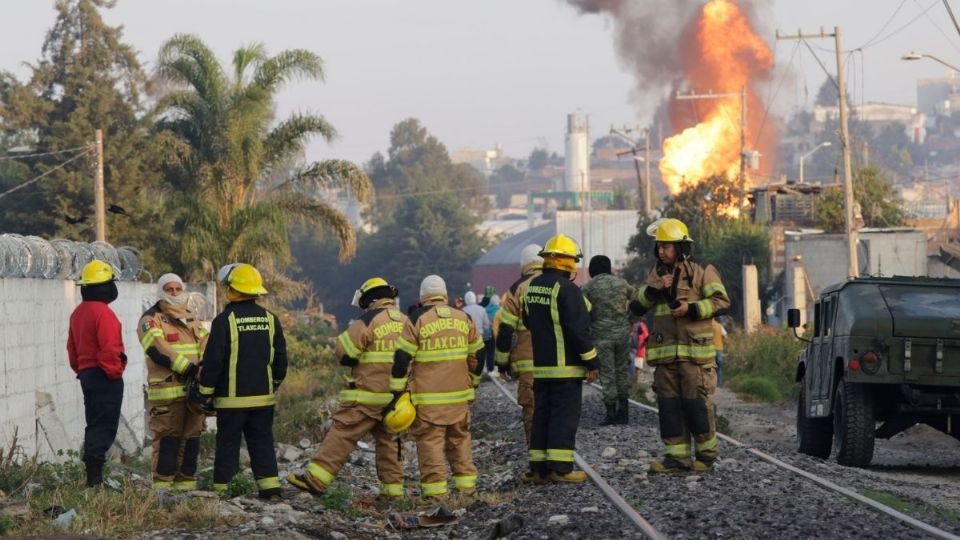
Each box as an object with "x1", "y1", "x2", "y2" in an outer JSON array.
[{"x1": 461, "y1": 291, "x2": 491, "y2": 344}]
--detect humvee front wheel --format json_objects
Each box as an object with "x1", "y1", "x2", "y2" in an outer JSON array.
[
  {"x1": 797, "y1": 383, "x2": 832, "y2": 458},
  {"x1": 833, "y1": 381, "x2": 875, "y2": 467}
]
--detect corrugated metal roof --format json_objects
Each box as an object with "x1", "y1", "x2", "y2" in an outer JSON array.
[{"x1": 474, "y1": 223, "x2": 555, "y2": 267}]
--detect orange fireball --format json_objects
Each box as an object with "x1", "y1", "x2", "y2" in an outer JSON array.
[{"x1": 660, "y1": 0, "x2": 774, "y2": 198}]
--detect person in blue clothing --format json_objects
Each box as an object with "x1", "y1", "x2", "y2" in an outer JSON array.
[{"x1": 483, "y1": 293, "x2": 500, "y2": 373}]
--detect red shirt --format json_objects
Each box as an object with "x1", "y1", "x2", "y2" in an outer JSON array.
[{"x1": 67, "y1": 301, "x2": 126, "y2": 380}]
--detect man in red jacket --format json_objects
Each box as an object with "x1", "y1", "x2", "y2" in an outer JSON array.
[{"x1": 67, "y1": 260, "x2": 127, "y2": 487}]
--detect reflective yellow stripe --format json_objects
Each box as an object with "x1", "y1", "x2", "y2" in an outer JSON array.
[
  {"x1": 397, "y1": 337, "x2": 417, "y2": 355},
  {"x1": 228, "y1": 312, "x2": 239, "y2": 397},
  {"x1": 199, "y1": 385, "x2": 215, "y2": 396},
  {"x1": 547, "y1": 448, "x2": 574, "y2": 462},
  {"x1": 171, "y1": 343, "x2": 201, "y2": 354},
  {"x1": 390, "y1": 377, "x2": 408, "y2": 392},
  {"x1": 664, "y1": 442, "x2": 691, "y2": 457},
  {"x1": 359, "y1": 351, "x2": 394, "y2": 364},
  {"x1": 583, "y1": 296, "x2": 592, "y2": 312},
  {"x1": 532, "y1": 365, "x2": 586, "y2": 379},
  {"x1": 148, "y1": 385, "x2": 187, "y2": 401},
  {"x1": 580, "y1": 348, "x2": 597, "y2": 361},
  {"x1": 415, "y1": 349, "x2": 467, "y2": 362},
  {"x1": 421, "y1": 481, "x2": 448, "y2": 496},
  {"x1": 380, "y1": 483, "x2": 404, "y2": 496},
  {"x1": 339, "y1": 389, "x2": 393, "y2": 405},
  {"x1": 653, "y1": 303, "x2": 671, "y2": 316},
  {"x1": 453, "y1": 475, "x2": 477, "y2": 489},
  {"x1": 550, "y1": 283, "x2": 565, "y2": 366},
  {"x1": 529, "y1": 449, "x2": 547, "y2": 462},
  {"x1": 140, "y1": 328, "x2": 163, "y2": 350},
  {"x1": 637, "y1": 286, "x2": 656, "y2": 308},
  {"x1": 338, "y1": 331, "x2": 362, "y2": 358},
  {"x1": 171, "y1": 354, "x2": 190, "y2": 374},
  {"x1": 703, "y1": 282, "x2": 727, "y2": 298},
  {"x1": 172, "y1": 480, "x2": 198, "y2": 491},
  {"x1": 307, "y1": 462, "x2": 335, "y2": 485},
  {"x1": 696, "y1": 436, "x2": 718, "y2": 452},
  {"x1": 213, "y1": 483, "x2": 228, "y2": 494},
  {"x1": 267, "y1": 314, "x2": 275, "y2": 391},
  {"x1": 411, "y1": 388, "x2": 475, "y2": 406},
  {"x1": 471, "y1": 373, "x2": 482, "y2": 387},
  {"x1": 467, "y1": 338, "x2": 484, "y2": 354},
  {"x1": 499, "y1": 309, "x2": 519, "y2": 327},
  {"x1": 494, "y1": 350, "x2": 511, "y2": 366},
  {"x1": 257, "y1": 476, "x2": 280, "y2": 490},
  {"x1": 153, "y1": 480, "x2": 173, "y2": 488},
  {"x1": 647, "y1": 343, "x2": 716, "y2": 361},
  {"x1": 696, "y1": 299, "x2": 713, "y2": 319},
  {"x1": 213, "y1": 394, "x2": 275, "y2": 408},
  {"x1": 512, "y1": 359, "x2": 534, "y2": 373}
]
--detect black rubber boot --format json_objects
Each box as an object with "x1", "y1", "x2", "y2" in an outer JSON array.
[
  {"x1": 85, "y1": 459, "x2": 104, "y2": 488},
  {"x1": 617, "y1": 398, "x2": 629, "y2": 425},
  {"x1": 600, "y1": 402, "x2": 618, "y2": 426}
]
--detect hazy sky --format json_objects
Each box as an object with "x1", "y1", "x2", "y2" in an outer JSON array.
[{"x1": 3, "y1": 1, "x2": 959, "y2": 164}]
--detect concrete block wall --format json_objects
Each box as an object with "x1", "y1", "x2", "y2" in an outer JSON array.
[{"x1": 0, "y1": 279, "x2": 156, "y2": 461}]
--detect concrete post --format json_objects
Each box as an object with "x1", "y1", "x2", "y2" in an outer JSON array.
[
  {"x1": 742, "y1": 264, "x2": 761, "y2": 333},
  {"x1": 791, "y1": 263, "x2": 808, "y2": 328}
]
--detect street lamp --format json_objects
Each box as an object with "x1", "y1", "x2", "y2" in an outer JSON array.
[
  {"x1": 901, "y1": 51, "x2": 960, "y2": 73},
  {"x1": 799, "y1": 142, "x2": 831, "y2": 184}
]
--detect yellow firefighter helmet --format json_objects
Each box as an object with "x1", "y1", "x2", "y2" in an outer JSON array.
[
  {"x1": 647, "y1": 218, "x2": 693, "y2": 243},
  {"x1": 78, "y1": 260, "x2": 115, "y2": 285},
  {"x1": 538, "y1": 234, "x2": 582, "y2": 261},
  {"x1": 383, "y1": 392, "x2": 416, "y2": 434},
  {"x1": 225, "y1": 263, "x2": 268, "y2": 296}
]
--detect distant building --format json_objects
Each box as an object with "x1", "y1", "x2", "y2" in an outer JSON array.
[
  {"x1": 451, "y1": 143, "x2": 507, "y2": 174},
  {"x1": 814, "y1": 102, "x2": 926, "y2": 144},
  {"x1": 917, "y1": 72, "x2": 960, "y2": 116}
]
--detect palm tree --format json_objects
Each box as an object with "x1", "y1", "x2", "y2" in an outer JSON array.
[{"x1": 154, "y1": 34, "x2": 371, "y2": 295}]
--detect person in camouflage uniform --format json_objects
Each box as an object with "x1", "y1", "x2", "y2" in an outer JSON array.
[{"x1": 581, "y1": 255, "x2": 636, "y2": 425}]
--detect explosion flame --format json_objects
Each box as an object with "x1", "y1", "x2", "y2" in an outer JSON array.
[{"x1": 659, "y1": 0, "x2": 774, "y2": 197}]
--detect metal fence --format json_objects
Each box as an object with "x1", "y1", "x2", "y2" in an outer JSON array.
[{"x1": 0, "y1": 234, "x2": 142, "y2": 280}]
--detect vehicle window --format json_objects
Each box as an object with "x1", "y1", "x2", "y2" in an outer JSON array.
[
  {"x1": 823, "y1": 298, "x2": 834, "y2": 337},
  {"x1": 879, "y1": 286, "x2": 960, "y2": 318},
  {"x1": 813, "y1": 301, "x2": 821, "y2": 337}
]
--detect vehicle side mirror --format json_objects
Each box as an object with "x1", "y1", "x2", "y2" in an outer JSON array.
[{"x1": 787, "y1": 308, "x2": 801, "y2": 328}]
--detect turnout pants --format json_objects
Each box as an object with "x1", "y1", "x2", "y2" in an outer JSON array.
[
  {"x1": 306, "y1": 406, "x2": 404, "y2": 496},
  {"x1": 516, "y1": 373, "x2": 535, "y2": 446},
  {"x1": 410, "y1": 410, "x2": 477, "y2": 497},
  {"x1": 596, "y1": 337, "x2": 630, "y2": 409},
  {"x1": 213, "y1": 407, "x2": 280, "y2": 498},
  {"x1": 529, "y1": 379, "x2": 582, "y2": 475},
  {"x1": 79, "y1": 368, "x2": 124, "y2": 466},
  {"x1": 149, "y1": 399, "x2": 205, "y2": 490},
  {"x1": 652, "y1": 361, "x2": 718, "y2": 466}
]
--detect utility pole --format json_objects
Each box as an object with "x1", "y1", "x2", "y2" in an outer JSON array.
[
  {"x1": 610, "y1": 125, "x2": 652, "y2": 216},
  {"x1": 675, "y1": 88, "x2": 748, "y2": 208},
  {"x1": 777, "y1": 27, "x2": 858, "y2": 278},
  {"x1": 94, "y1": 128, "x2": 105, "y2": 242}
]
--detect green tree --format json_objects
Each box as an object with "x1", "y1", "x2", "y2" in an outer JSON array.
[
  {"x1": 814, "y1": 166, "x2": 905, "y2": 233},
  {"x1": 0, "y1": 0, "x2": 175, "y2": 268},
  {"x1": 528, "y1": 147, "x2": 549, "y2": 172},
  {"x1": 154, "y1": 34, "x2": 371, "y2": 293},
  {"x1": 700, "y1": 220, "x2": 770, "y2": 322}
]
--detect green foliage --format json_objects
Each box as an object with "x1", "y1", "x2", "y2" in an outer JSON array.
[
  {"x1": 224, "y1": 473, "x2": 256, "y2": 498},
  {"x1": 814, "y1": 166, "x2": 905, "y2": 233},
  {"x1": 154, "y1": 34, "x2": 372, "y2": 295},
  {"x1": 528, "y1": 148, "x2": 549, "y2": 171},
  {"x1": 0, "y1": 515, "x2": 13, "y2": 536},
  {"x1": 724, "y1": 329, "x2": 804, "y2": 402},
  {"x1": 274, "y1": 322, "x2": 341, "y2": 443},
  {"x1": 700, "y1": 220, "x2": 771, "y2": 322},
  {"x1": 284, "y1": 321, "x2": 336, "y2": 369}
]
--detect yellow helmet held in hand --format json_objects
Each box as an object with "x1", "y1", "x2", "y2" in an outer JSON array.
[
  {"x1": 539, "y1": 234, "x2": 582, "y2": 261},
  {"x1": 78, "y1": 260, "x2": 115, "y2": 285},
  {"x1": 226, "y1": 263, "x2": 268, "y2": 296},
  {"x1": 383, "y1": 392, "x2": 416, "y2": 434},
  {"x1": 647, "y1": 218, "x2": 693, "y2": 243}
]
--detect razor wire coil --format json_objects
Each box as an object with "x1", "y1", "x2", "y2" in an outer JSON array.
[{"x1": 0, "y1": 234, "x2": 143, "y2": 280}]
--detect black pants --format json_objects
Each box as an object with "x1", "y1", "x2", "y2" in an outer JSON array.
[
  {"x1": 529, "y1": 379, "x2": 582, "y2": 475},
  {"x1": 484, "y1": 339, "x2": 496, "y2": 372},
  {"x1": 214, "y1": 408, "x2": 280, "y2": 497},
  {"x1": 79, "y1": 368, "x2": 124, "y2": 464}
]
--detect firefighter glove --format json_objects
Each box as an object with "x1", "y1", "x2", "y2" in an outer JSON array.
[
  {"x1": 187, "y1": 382, "x2": 214, "y2": 414},
  {"x1": 179, "y1": 363, "x2": 199, "y2": 382}
]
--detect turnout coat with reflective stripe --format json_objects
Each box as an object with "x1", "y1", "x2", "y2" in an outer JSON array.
[
  {"x1": 137, "y1": 302, "x2": 208, "y2": 402},
  {"x1": 198, "y1": 300, "x2": 287, "y2": 409},
  {"x1": 520, "y1": 269, "x2": 599, "y2": 379},
  {"x1": 392, "y1": 300, "x2": 483, "y2": 424},
  {"x1": 335, "y1": 299, "x2": 408, "y2": 416},
  {"x1": 495, "y1": 270, "x2": 540, "y2": 374},
  {"x1": 634, "y1": 261, "x2": 729, "y2": 365}
]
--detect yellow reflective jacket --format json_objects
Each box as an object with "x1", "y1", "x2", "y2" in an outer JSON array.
[
  {"x1": 137, "y1": 301, "x2": 208, "y2": 403},
  {"x1": 634, "y1": 261, "x2": 730, "y2": 366}
]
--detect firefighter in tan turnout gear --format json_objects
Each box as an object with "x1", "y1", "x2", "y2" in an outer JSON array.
[
  {"x1": 137, "y1": 273, "x2": 209, "y2": 491},
  {"x1": 630, "y1": 218, "x2": 730, "y2": 473},
  {"x1": 494, "y1": 244, "x2": 543, "y2": 445},
  {"x1": 391, "y1": 275, "x2": 485, "y2": 497},
  {"x1": 288, "y1": 278, "x2": 409, "y2": 497}
]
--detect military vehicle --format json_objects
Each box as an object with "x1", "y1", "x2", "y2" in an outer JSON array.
[{"x1": 788, "y1": 276, "x2": 960, "y2": 467}]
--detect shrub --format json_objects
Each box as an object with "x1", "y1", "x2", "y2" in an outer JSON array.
[{"x1": 724, "y1": 328, "x2": 804, "y2": 402}]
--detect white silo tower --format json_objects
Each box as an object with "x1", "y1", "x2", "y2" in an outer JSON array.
[{"x1": 564, "y1": 113, "x2": 590, "y2": 194}]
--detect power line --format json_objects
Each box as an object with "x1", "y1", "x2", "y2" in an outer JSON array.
[
  {"x1": 0, "y1": 148, "x2": 93, "y2": 201},
  {"x1": 858, "y1": 0, "x2": 908, "y2": 50},
  {"x1": 914, "y1": 0, "x2": 960, "y2": 55},
  {"x1": 0, "y1": 145, "x2": 90, "y2": 162}
]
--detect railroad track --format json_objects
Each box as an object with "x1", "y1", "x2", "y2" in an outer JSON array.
[{"x1": 487, "y1": 375, "x2": 960, "y2": 539}]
